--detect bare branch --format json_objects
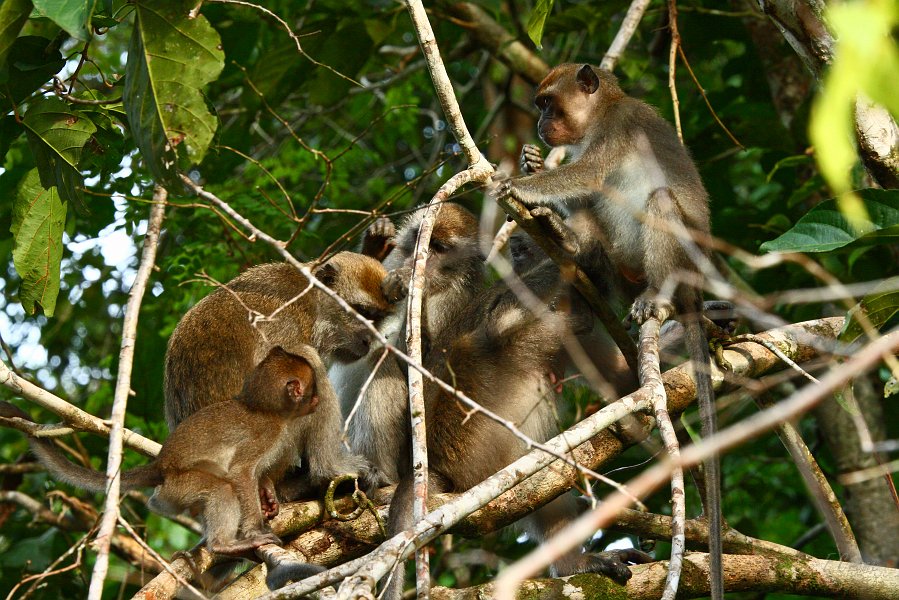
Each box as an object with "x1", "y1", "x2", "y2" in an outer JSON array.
[
  {"x1": 601, "y1": 0, "x2": 652, "y2": 72},
  {"x1": 89, "y1": 187, "x2": 166, "y2": 599}
]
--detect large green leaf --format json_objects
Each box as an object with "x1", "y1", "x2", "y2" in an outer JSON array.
[
  {"x1": 123, "y1": 2, "x2": 224, "y2": 185},
  {"x1": 0, "y1": 0, "x2": 31, "y2": 67},
  {"x1": 22, "y1": 96, "x2": 96, "y2": 210},
  {"x1": 839, "y1": 277, "x2": 899, "y2": 343},
  {"x1": 759, "y1": 189, "x2": 899, "y2": 253},
  {"x1": 4, "y1": 35, "x2": 65, "y2": 103},
  {"x1": 526, "y1": 0, "x2": 553, "y2": 49},
  {"x1": 11, "y1": 169, "x2": 66, "y2": 316},
  {"x1": 32, "y1": 0, "x2": 92, "y2": 40}
]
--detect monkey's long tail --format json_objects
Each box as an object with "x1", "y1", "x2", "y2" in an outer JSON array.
[
  {"x1": 685, "y1": 318, "x2": 723, "y2": 600},
  {"x1": 0, "y1": 401, "x2": 163, "y2": 493}
]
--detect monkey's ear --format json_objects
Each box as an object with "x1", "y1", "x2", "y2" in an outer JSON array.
[
  {"x1": 315, "y1": 263, "x2": 339, "y2": 288},
  {"x1": 576, "y1": 65, "x2": 600, "y2": 95},
  {"x1": 286, "y1": 378, "x2": 307, "y2": 402}
]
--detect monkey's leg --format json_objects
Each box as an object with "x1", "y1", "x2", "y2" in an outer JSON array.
[{"x1": 525, "y1": 494, "x2": 652, "y2": 584}]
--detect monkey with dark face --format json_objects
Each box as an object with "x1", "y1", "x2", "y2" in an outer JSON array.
[
  {"x1": 5, "y1": 346, "x2": 328, "y2": 557},
  {"x1": 384, "y1": 259, "x2": 652, "y2": 599},
  {"x1": 498, "y1": 63, "x2": 722, "y2": 600},
  {"x1": 330, "y1": 203, "x2": 487, "y2": 488},
  {"x1": 164, "y1": 251, "x2": 390, "y2": 492}
]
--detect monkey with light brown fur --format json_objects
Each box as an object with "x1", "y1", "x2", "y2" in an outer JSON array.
[
  {"x1": 4, "y1": 346, "x2": 327, "y2": 557},
  {"x1": 164, "y1": 251, "x2": 391, "y2": 493},
  {"x1": 498, "y1": 63, "x2": 722, "y2": 600}
]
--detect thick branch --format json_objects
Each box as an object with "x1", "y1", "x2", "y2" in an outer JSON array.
[{"x1": 433, "y1": 553, "x2": 899, "y2": 599}]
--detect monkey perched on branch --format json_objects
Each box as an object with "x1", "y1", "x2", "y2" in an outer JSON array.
[
  {"x1": 164, "y1": 251, "x2": 388, "y2": 494},
  {"x1": 3, "y1": 346, "x2": 328, "y2": 558},
  {"x1": 331, "y1": 203, "x2": 487, "y2": 487},
  {"x1": 498, "y1": 63, "x2": 723, "y2": 600},
  {"x1": 384, "y1": 255, "x2": 652, "y2": 599}
]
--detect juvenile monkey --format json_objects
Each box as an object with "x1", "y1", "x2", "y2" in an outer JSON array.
[
  {"x1": 164, "y1": 252, "x2": 388, "y2": 495},
  {"x1": 498, "y1": 63, "x2": 722, "y2": 600},
  {"x1": 330, "y1": 203, "x2": 487, "y2": 487},
  {"x1": 5, "y1": 346, "x2": 326, "y2": 557},
  {"x1": 385, "y1": 261, "x2": 652, "y2": 599}
]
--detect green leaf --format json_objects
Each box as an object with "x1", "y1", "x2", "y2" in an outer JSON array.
[
  {"x1": 4, "y1": 35, "x2": 65, "y2": 103},
  {"x1": 22, "y1": 96, "x2": 96, "y2": 210},
  {"x1": 0, "y1": 0, "x2": 31, "y2": 67},
  {"x1": 123, "y1": 2, "x2": 224, "y2": 185},
  {"x1": 31, "y1": 0, "x2": 92, "y2": 40},
  {"x1": 526, "y1": 0, "x2": 553, "y2": 49},
  {"x1": 759, "y1": 189, "x2": 899, "y2": 253},
  {"x1": 839, "y1": 276, "x2": 899, "y2": 343},
  {"x1": 11, "y1": 169, "x2": 66, "y2": 316}
]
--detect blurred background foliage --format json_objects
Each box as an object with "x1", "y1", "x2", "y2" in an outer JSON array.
[{"x1": 0, "y1": 0, "x2": 897, "y2": 597}]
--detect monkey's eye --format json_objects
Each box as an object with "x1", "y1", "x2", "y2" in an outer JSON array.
[
  {"x1": 432, "y1": 239, "x2": 451, "y2": 253},
  {"x1": 353, "y1": 305, "x2": 387, "y2": 322},
  {"x1": 535, "y1": 96, "x2": 550, "y2": 111}
]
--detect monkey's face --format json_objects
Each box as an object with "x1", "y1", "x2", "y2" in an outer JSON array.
[
  {"x1": 313, "y1": 252, "x2": 393, "y2": 363},
  {"x1": 535, "y1": 63, "x2": 603, "y2": 148},
  {"x1": 385, "y1": 203, "x2": 484, "y2": 288}
]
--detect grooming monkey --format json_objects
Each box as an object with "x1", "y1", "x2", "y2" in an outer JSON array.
[
  {"x1": 330, "y1": 203, "x2": 487, "y2": 487},
  {"x1": 385, "y1": 260, "x2": 652, "y2": 599},
  {"x1": 498, "y1": 63, "x2": 722, "y2": 599},
  {"x1": 164, "y1": 251, "x2": 389, "y2": 493},
  {"x1": 4, "y1": 346, "x2": 326, "y2": 557}
]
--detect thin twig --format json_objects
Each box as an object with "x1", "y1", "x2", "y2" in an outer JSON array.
[
  {"x1": 88, "y1": 187, "x2": 166, "y2": 599},
  {"x1": 640, "y1": 318, "x2": 685, "y2": 600},
  {"x1": 667, "y1": 0, "x2": 683, "y2": 143}
]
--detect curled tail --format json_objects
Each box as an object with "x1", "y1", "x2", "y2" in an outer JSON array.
[{"x1": 0, "y1": 402, "x2": 163, "y2": 493}]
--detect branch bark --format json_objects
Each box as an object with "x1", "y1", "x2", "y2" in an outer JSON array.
[{"x1": 88, "y1": 188, "x2": 166, "y2": 599}]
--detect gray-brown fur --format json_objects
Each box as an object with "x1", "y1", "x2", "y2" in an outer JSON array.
[
  {"x1": 330, "y1": 203, "x2": 487, "y2": 487},
  {"x1": 385, "y1": 261, "x2": 651, "y2": 599},
  {"x1": 499, "y1": 63, "x2": 722, "y2": 599},
  {"x1": 5, "y1": 346, "x2": 331, "y2": 557}
]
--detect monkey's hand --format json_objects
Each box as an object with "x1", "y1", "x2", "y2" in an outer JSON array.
[
  {"x1": 580, "y1": 549, "x2": 654, "y2": 585},
  {"x1": 211, "y1": 532, "x2": 282, "y2": 557},
  {"x1": 361, "y1": 217, "x2": 397, "y2": 262},
  {"x1": 530, "y1": 206, "x2": 579, "y2": 254},
  {"x1": 260, "y1": 477, "x2": 280, "y2": 520},
  {"x1": 628, "y1": 290, "x2": 674, "y2": 325},
  {"x1": 382, "y1": 266, "x2": 412, "y2": 303},
  {"x1": 520, "y1": 143, "x2": 544, "y2": 175}
]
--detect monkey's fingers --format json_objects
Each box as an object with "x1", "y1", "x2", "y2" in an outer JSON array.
[
  {"x1": 381, "y1": 267, "x2": 412, "y2": 303},
  {"x1": 579, "y1": 551, "x2": 637, "y2": 585},
  {"x1": 520, "y1": 144, "x2": 545, "y2": 175},
  {"x1": 260, "y1": 488, "x2": 280, "y2": 520},
  {"x1": 361, "y1": 217, "x2": 397, "y2": 262},
  {"x1": 628, "y1": 293, "x2": 673, "y2": 326},
  {"x1": 211, "y1": 532, "x2": 282, "y2": 557}
]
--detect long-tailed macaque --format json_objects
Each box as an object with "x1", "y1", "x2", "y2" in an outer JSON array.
[
  {"x1": 164, "y1": 251, "x2": 389, "y2": 494},
  {"x1": 330, "y1": 203, "x2": 487, "y2": 487},
  {"x1": 5, "y1": 346, "x2": 328, "y2": 557},
  {"x1": 385, "y1": 260, "x2": 652, "y2": 599},
  {"x1": 498, "y1": 63, "x2": 722, "y2": 600}
]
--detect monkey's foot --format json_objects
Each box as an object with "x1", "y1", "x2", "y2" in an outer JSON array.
[
  {"x1": 260, "y1": 485, "x2": 280, "y2": 520},
  {"x1": 520, "y1": 143, "x2": 545, "y2": 174},
  {"x1": 583, "y1": 550, "x2": 654, "y2": 585},
  {"x1": 530, "y1": 206, "x2": 579, "y2": 254},
  {"x1": 628, "y1": 292, "x2": 673, "y2": 325},
  {"x1": 211, "y1": 532, "x2": 282, "y2": 557},
  {"x1": 381, "y1": 266, "x2": 412, "y2": 303},
  {"x1": 361, "y1": 217, "x2": 397, "y2": 262}
]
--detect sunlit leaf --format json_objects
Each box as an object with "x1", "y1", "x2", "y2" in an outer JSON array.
[
  {"x1": 123, "y1": 1, "x2": 224, "y2": 185},
  {"x1": 759, "y1": 189, "x2": 899, "y2": 253},
  {"x1": 32, "y1": 0, "x2": 92, "y2": 40},
  {"x1": 526, "y1": 0, "x2": 553, "y2": 49},
  {"x1": 22, "y1": 96, "x2": 96, "y2": 210},
  {"x1": 839, "y1": 277, "x2": 899, "y2": 343},
  {"x1": 11, "y1": 169, "x2": 66, "y2": 316}
]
